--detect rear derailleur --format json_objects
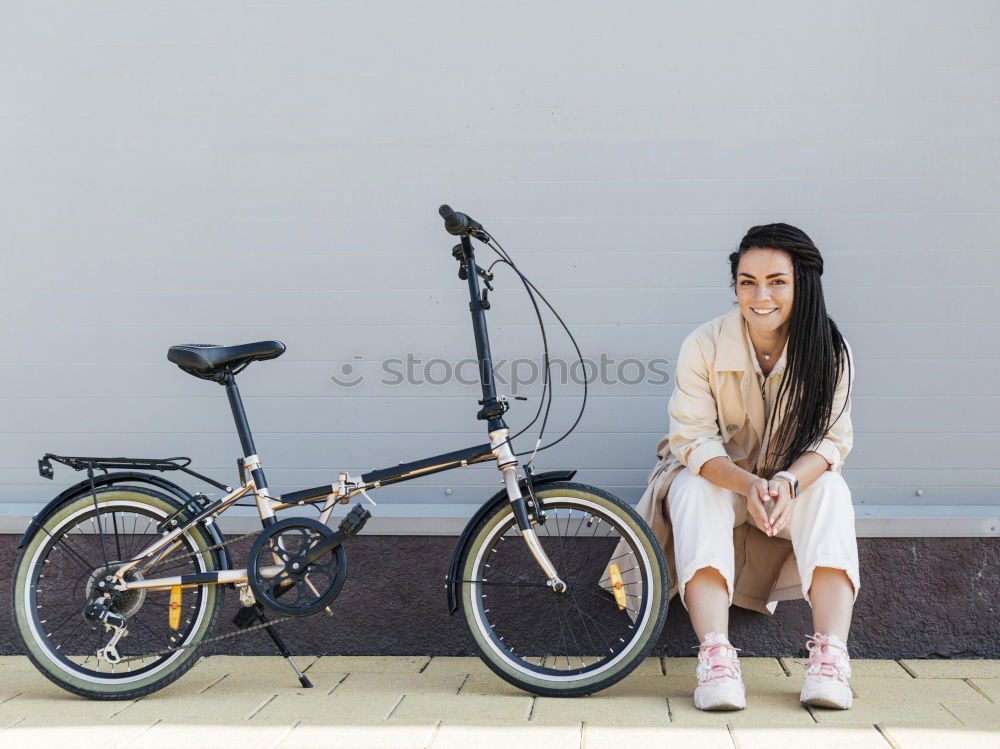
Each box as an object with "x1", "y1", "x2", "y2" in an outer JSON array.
[{"x1": 84, "y1": 595, "x2": 128, "y2": 665}]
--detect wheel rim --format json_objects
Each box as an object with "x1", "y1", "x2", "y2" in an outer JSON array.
[
  {"x1": 466, "y1": 495, "x2": 655, "y2": 682},
  {"x1": 22, "y1": 499, "x2": 213, "y2": 683}
]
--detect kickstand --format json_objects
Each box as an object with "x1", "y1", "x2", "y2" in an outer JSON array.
[{"x1": 252, "y1": 605, "x2": 312, "y2": 688}]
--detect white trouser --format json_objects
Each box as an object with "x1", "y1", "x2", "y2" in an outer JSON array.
[{"x1": 667, "y1": 467, "x2": 860, "y2": 608}]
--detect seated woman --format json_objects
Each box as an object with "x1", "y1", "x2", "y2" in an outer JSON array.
[{"x1": 632, "y1": 223, "x2": 859, "y2": 711}]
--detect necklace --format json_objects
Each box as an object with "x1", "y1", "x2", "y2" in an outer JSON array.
[{"x1": 762, "y1": 353, "x2": 772, "y2": 360}]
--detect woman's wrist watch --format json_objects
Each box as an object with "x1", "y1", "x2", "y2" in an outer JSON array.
[{"x1": 772, "y1": 470, "x2": 799, "y2": 499}]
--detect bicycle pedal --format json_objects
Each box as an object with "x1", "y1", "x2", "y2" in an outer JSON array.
[
  {"x1": 338, "y1": 504, "x2": 371, "y2": 538},
  {"x1": 232, "y1": 606, "x2": 257, "y2": 629}
]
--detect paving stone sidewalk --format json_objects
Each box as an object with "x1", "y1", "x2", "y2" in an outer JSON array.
[{"x1": 0, "y1": 655, "x2": 998, "y2": 748}]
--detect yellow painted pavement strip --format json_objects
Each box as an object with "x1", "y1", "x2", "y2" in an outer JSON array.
[{"x1": 0, "y1": 656, "x2": 995, "y2": 747}]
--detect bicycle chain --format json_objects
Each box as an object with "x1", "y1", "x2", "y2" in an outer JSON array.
[
  {"x1": 119, "y1": 609, "x2": 297, "y2": 663},
  {"x1": 115, "y1": 523, "x2": 298, "y2": 663}
]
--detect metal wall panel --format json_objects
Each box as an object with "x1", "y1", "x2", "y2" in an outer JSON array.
[{"x1": 3, "y1": 1, "x2": 998, "y2": 516}]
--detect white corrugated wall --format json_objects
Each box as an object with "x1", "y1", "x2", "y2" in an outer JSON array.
[{"x1": 3, "y1": 2, "x2": 998, "y2": 528}]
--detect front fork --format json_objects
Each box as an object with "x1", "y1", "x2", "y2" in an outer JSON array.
[{"x1": 490, "y1": 428, "x2": 567, "y2": 593}]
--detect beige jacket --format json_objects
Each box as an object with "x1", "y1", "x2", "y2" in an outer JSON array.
[{"x1": 634, "y1": 307, "x2": 855, "y2": 614}]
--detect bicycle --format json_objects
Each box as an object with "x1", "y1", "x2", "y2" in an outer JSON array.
[{"x1": 11, "y1": 205, "x2": 668, "y2": 700}]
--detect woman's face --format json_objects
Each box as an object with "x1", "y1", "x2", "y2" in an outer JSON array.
[{"x1": 735, "y1": 247, "x2": 795, "y2": 337}]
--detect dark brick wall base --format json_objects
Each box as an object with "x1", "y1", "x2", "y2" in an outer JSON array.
[{"x1": 2, "y1": 535, "x2": 996, "y2": 659}]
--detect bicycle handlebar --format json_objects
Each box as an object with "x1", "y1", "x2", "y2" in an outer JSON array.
[{"x1": 439, "y1": 204, "x2": 484, "y2": 237}]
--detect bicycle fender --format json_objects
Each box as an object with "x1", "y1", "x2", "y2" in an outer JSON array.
[
  {"x1": 445, "y1": 469, "x2": 576, "y2": 614},
  {"x1": 19, "y1": 471, "x2": 233, "y2": 571}
]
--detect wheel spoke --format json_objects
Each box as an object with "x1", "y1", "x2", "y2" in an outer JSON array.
[
  {"x1": 18, "y1": 495, "x2": 217, "y2": 685},
  {"x1": 465, "y1": 492, "x2": 663, "y2": 687}
]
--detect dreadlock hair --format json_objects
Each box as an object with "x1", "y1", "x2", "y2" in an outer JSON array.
[{"x1": 728, "y1": 223, "x2": 852, "y2": 478}]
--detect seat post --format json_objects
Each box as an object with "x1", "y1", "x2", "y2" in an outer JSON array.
[{"x1": 223, "y1": 372, "x2": 269, "y2": 490}]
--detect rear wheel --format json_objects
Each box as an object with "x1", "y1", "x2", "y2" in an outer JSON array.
[
  {"x1": 457, "y1": 482, "x2": 667, "y2": 697},
  {"x1": 11, "y1": 486, "x2": 223, "y2": 699}
]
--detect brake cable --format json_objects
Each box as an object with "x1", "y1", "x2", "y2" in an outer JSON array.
[
  {"x1": 485, "y1": 256, "x2": 553, "y2": 452},
  {"x1": 478, "y1": 232, "x2": 589, "y2": 462}
]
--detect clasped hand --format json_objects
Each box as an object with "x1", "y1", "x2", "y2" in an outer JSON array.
[{"x1": 744, "y1": 475, "x2": 793, "y2": 538}]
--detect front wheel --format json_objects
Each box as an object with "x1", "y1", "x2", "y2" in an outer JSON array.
[
  {"x1": 11, "y1": 486, "x2": 223, "y2": 699},
  {"x1": 457, "y1": 482, "x2": 667, "y2": 697}
]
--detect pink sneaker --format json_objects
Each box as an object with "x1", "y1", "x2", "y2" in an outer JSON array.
[
  {"x1": 693, "y1": 632, "x2": 746, "y2": 711},
  {"x1": 800, "y1": 633, "x2": 853, "y2": 709}
]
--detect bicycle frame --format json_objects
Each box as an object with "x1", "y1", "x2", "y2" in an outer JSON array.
[{"x1": 109, "y1": 233, "x2": 566, "y2": 595}]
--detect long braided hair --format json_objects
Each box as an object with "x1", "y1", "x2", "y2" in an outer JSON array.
[{"x1": 729, "y1": 223, "x2": 852, "y2": 477}]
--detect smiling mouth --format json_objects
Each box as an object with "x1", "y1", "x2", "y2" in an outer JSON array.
[{"x1": 751, "y1": 307, "x2": 778, "y2": 316}]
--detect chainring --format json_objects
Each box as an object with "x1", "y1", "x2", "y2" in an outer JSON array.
[{"x1": 247, "y1": 517, "x2": 348, "y2": 617}]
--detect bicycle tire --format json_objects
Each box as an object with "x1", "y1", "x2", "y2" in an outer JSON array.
[
  {"x1": 11, "y1": 486, "x2": 223, "y2": 700},
  {"x1": 457, "y1": 481, "x2": 667, "y2": 697}
]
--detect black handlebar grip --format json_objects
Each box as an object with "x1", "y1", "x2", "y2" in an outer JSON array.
[
  {"x1": 439, "y1": 204, "x2": 468, "y2": 235},
  {"x1": 439, "y1": 204, "x2": 484, "y2": 236}
]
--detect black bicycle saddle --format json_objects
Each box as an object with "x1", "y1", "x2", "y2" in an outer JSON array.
[{"x1": 167, "y1": 341, "x2": 286, "y2": 381}]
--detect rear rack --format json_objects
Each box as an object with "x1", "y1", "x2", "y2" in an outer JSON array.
[{"x1": 38, "y1": 453, "x2": 231, "y2": 492}]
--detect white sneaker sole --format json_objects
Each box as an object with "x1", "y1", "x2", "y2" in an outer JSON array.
[
  {"x1": 694, "y1": 680, "x2": 747, "y2": 711},
  {"x1": 800, "y1": 678, "x2": 853, "y2": 710}
]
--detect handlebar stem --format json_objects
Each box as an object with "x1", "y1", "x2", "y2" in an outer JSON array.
[{"x1": 460, "y1": 235, "x2": 508, "y2": 431}]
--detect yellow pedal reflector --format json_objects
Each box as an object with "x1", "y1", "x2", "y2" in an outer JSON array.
[
  {"x1": 608, "y1": 563, "x2": 627, "y2": 610},
  {"x1": 168, "y1": 585, "x2": 182, "y2": 630}
]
